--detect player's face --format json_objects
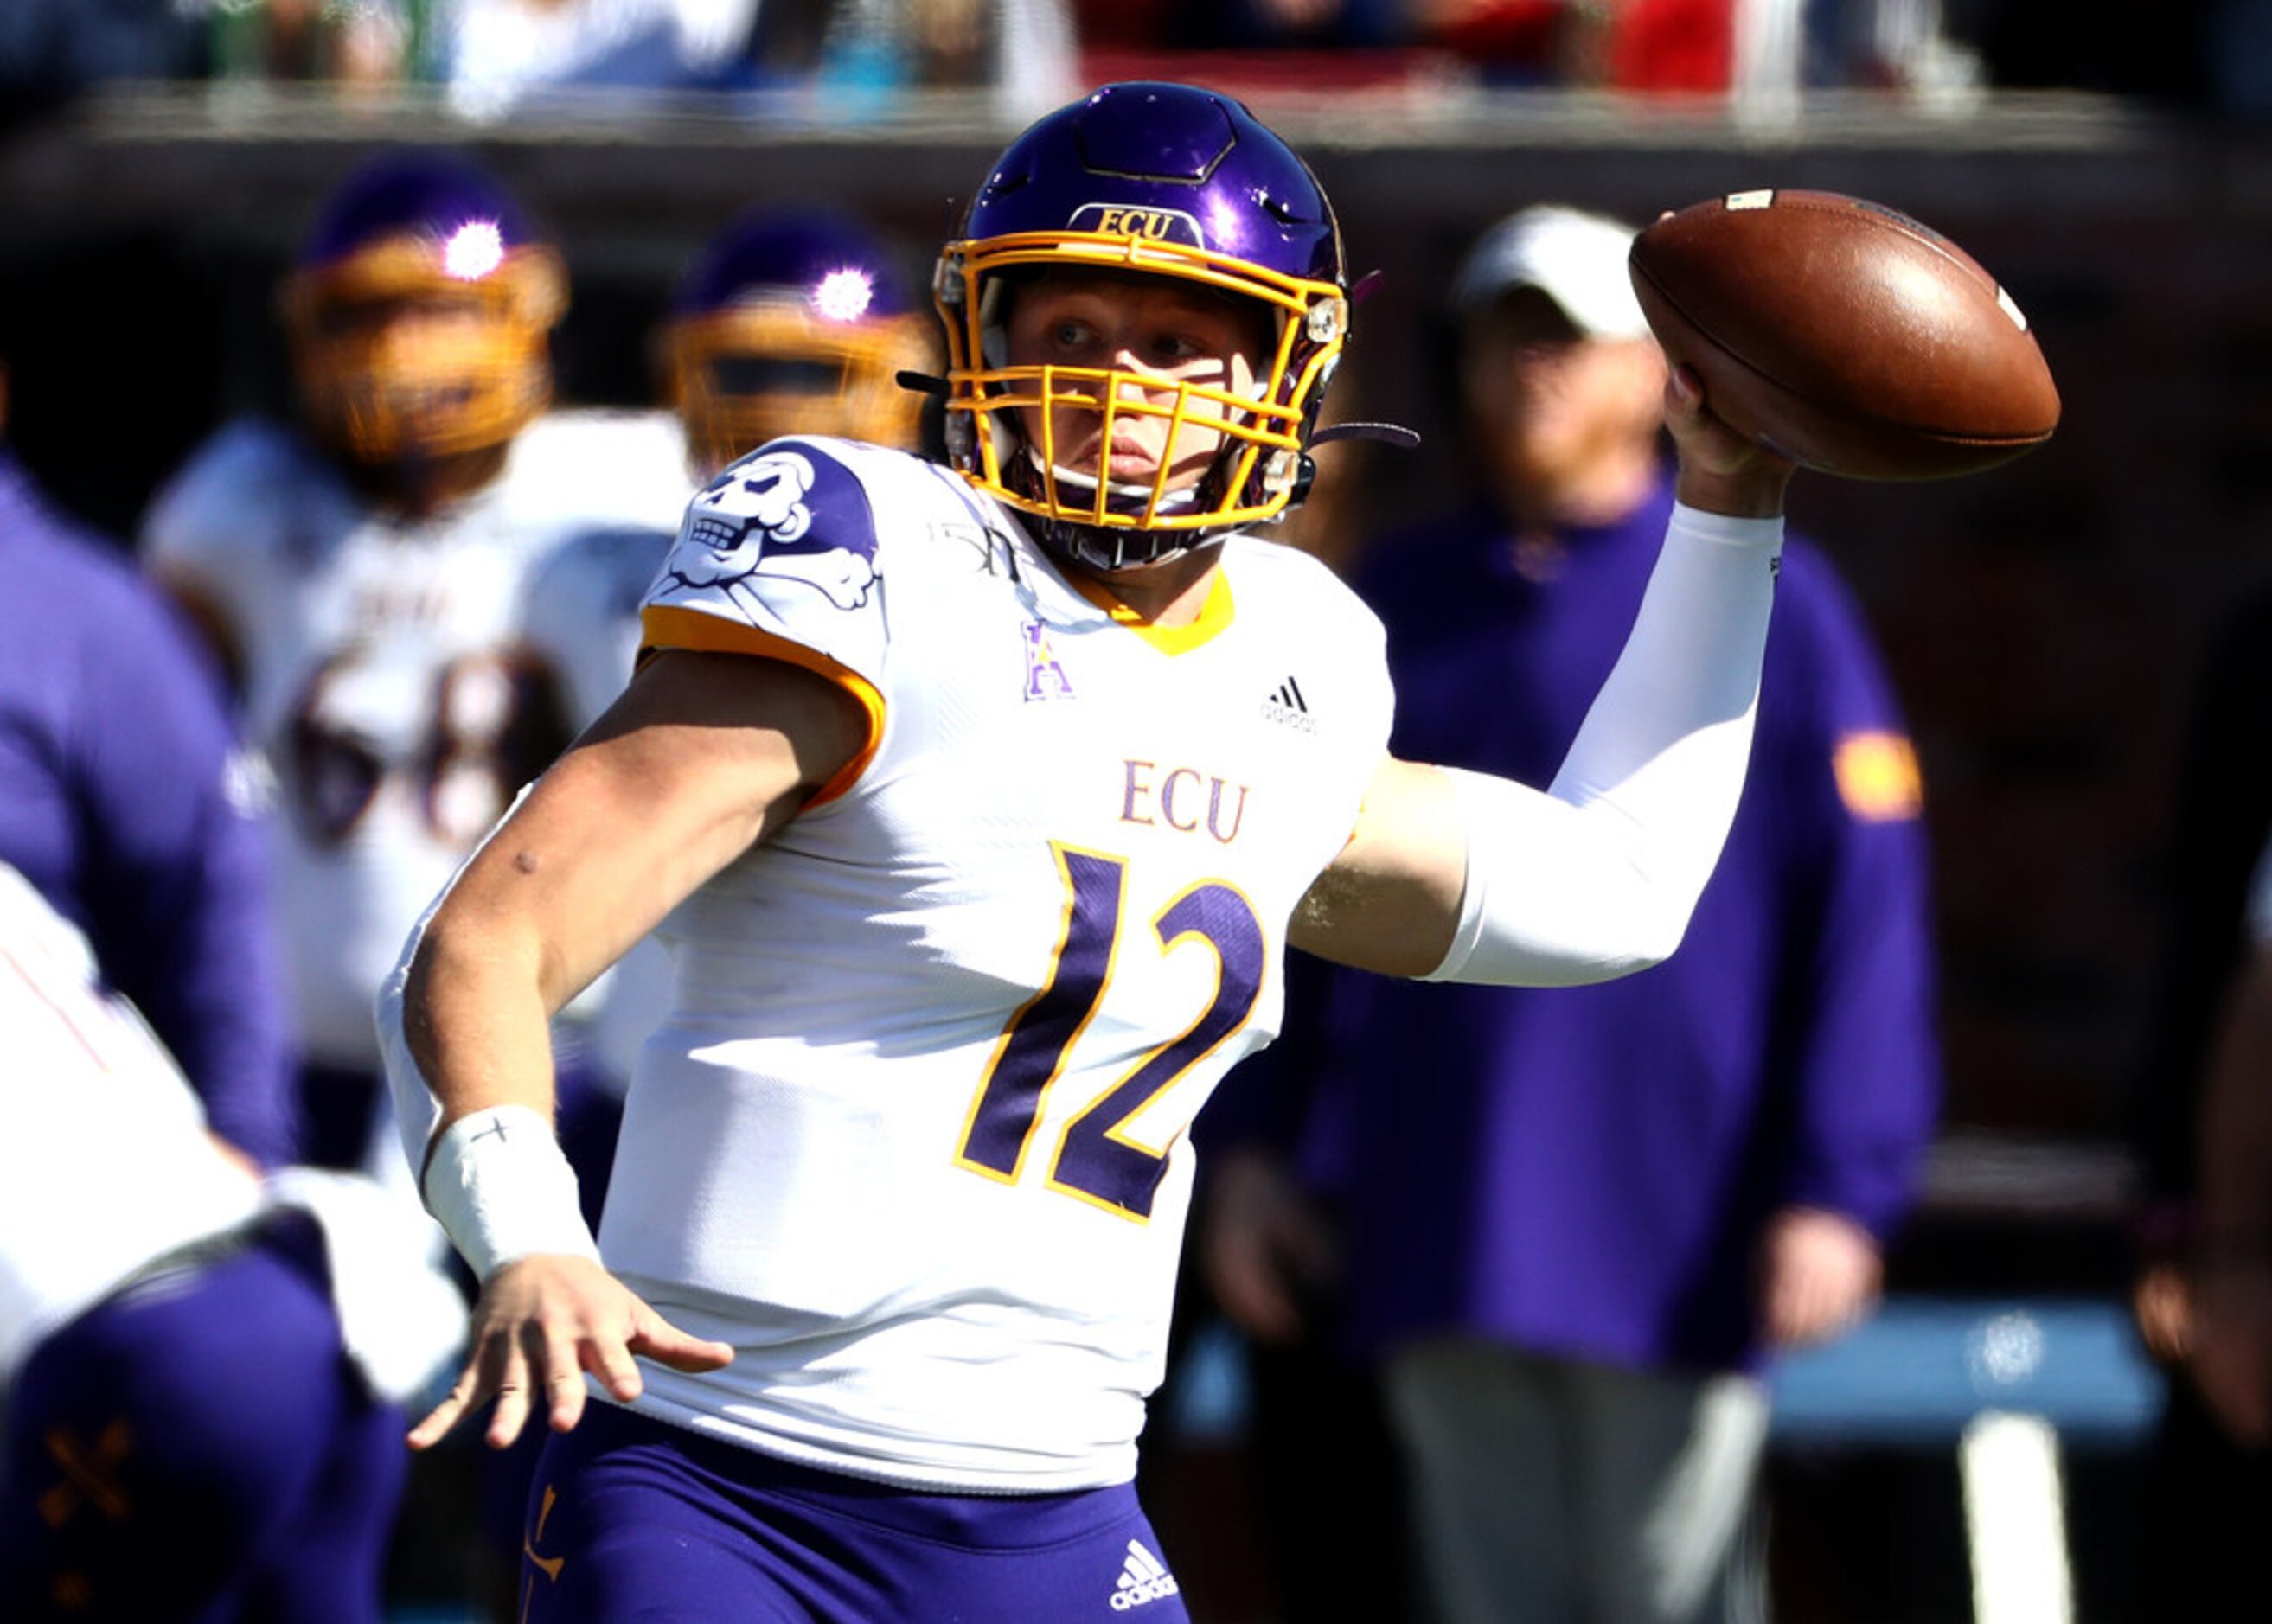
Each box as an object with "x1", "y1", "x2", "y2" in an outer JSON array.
[
  {"x1": 1003, "y1": 274, "x2": 1275, "y2": 492},
  {"x1": 310, "y1": 291, "x2": 512, "y2": 418},
  {"x1": 1462, "y1": 290, "x2": 1666, "y2": 490}
]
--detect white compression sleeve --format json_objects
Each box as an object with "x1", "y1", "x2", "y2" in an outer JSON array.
[
  {"x1": 421, "y1": 1105, "x2": 601, "y2": 1282},
  {"x1": 1425, "y1": 502, "x2": 1783, "y2": 988}
]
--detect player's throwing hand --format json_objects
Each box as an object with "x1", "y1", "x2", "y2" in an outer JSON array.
[
  {"x1": 408, "y1": 1255, "x2": 733, "y2": 1451},
  {"x1": 1662, "y1": 363, "x2": 1796, "y2": 519}
]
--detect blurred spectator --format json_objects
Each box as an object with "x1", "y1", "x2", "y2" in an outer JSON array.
[
  {"x1": 435, "y1": 0, "x2": 1073, "y2": 118},
  {"x1": 1403, "y1": 0, "x2": 1979, "y2": 93},
  {"x1": 1072, "y1": 0, "x2": 1400, "y2": 54},
  {"x1": 202, "y1": 0, "x2": 413, "y2": 84},
  {"x1": 799, "y1": 0, "x2": 1077, "y2": 118},
  {"x1": 442, "y1": 0, "x2": 766, "y2": 116},
  {"x1": 2125, "y1": 584, "x2": 2272, "y2": 1608},
  {"x1": 0, "y1": 338, "x2": 294, "y2": 1168},
  {"x1": 0, "y1": 860, "x2": 461, "y2": 1623},
  {"x1": 1177, "y1": 0, "x2": 1405, "y2": 49},
  {"x1": 1411, "y1": 0, "x2": 1748, "y2": 89},
  {"x1": 0, "y1": 0, "x2": 203, "y2": 120},
  {"x1": 1967, "y1": 0, "x2": 2272, "y2": 108},
  {"x1": 193, "y1": 0, "x2": 764, "y2": 99},
  {"x1": 1199, "y1": 204, "x2": 1941, "y2": 1623},
  {"x1": 2205, "y1": 0, "x2": 2272, "y2": 114},
  {"x1": 1804, "y1": 0, "x2": 1981, "y2": 92}
]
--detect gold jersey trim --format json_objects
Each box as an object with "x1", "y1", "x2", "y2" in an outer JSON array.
[
  {"x1": 1065, "y1": 567, "x2": 1236, "y2": 657},
  {"x1": 638, "y1": 604, "x2": 885, "y2": 807}
]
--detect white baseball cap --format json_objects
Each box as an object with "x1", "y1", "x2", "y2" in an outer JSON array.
[{"x1": 1449, "y1": 204, "x2": 1650, "y2": 341}]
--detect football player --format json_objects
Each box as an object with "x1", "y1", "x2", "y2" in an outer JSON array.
[
  {"x1": 521, "y1": 207, "x2": 936, "y2": 1090},
  {"x1": 381, "y1": 83, "x2": 1795, "y2": 1621},
  {"x1": 665, "y1": 207, "x2": 936, "y2": 484},
  {"x1": 143, "y1": 150, "x2": 685, "y2": 1177},
  {"x1": 0, "y1": 862, "x2": 462, "y2": 1622}
]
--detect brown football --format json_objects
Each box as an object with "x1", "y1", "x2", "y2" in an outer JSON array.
[{"x1": 1627, "y1": 190, "x2": 2059, "y2": 480}]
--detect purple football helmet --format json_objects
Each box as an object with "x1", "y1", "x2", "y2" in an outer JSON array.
[
  {"x1": 935, "y1": 82, "x2": 1349, "y2": 569},
  {"x1": 282, "y1": 153, "x2": 565, "y2": 464},
  {"x1": 665, "y1": 209, "x2": 937, "y2": 477}
]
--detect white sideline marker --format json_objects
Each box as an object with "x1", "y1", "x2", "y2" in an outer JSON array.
[{"x1": 1960, "y1": 1411, "x2": 2074, "y2": 1624}]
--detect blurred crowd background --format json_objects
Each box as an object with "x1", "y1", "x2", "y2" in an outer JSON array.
[
  {"x1": 6, "y1": 1, "x2": 2272, "y2": 116},
  {"x1": 8, "y1": 3, "x2": 2272, "y2": 1621}
]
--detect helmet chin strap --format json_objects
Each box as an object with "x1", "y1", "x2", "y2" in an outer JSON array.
[{"x1": 1037, "y1": 515, "x2": 1228, "y2": 574}]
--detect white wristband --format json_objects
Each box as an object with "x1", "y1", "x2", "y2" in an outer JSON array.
[{"x1": 421, "y1": 1105, "x2": 602, "y2": 1282}]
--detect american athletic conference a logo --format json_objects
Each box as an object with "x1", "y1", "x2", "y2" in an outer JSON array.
[
  {"x1": 1021, "y1": 620, "x2": 1076, "y2": 702},
  {"x1": 667, "y1": 449, "x2": 879, "y2": 611}
]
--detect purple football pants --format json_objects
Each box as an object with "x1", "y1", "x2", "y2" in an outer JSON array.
[
  {"x1": 0, "y1": 1214, "x2": 407, "y2": 1622},
  {"x1": 518, "y1": 1403, "x2": 1192, "y2": 1623}
]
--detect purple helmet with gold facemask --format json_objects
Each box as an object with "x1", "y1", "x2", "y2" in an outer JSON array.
[
  {"x1": 935, "y1": 82, "x2": 1350, "y2": 569},
  {"x1": 282, "y1": 154, "x2": 566, "y2": 466},
  {"x1": 665, "y1": 209, "x2": 936, "y2": 480}
]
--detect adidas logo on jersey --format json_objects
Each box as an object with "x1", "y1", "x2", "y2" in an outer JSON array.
[
  {"x1": 1110, "y1": 1540, "x2": 1181, "y2": 1610},
  {"x1": 1261, "y1": 675, "x2": 1316, "y2": 735}
]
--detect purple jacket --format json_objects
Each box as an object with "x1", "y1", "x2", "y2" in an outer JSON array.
[
  {"x1": 0, "y1": 454, "x2": 294, "y2": 1165},
  {"x1": 1220, "y1": 478, "x2": 1940, "y2": 1374}
]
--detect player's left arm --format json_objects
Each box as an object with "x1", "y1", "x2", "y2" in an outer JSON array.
[
  {"x1": 1293, "y1": 368, "x2": 1793, "y2": 981},
  {"x1": 383, "y1": 647, "x2": 869, "y2": 1450}
]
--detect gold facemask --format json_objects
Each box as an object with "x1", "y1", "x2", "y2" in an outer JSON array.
[
  {"x1": 283, "y1": 233, "x2": 566, "y2": 464},
  {"x1": 665, "y1": 300, "x2": 936, "y2": 478},
  {"x1": 934, "y1": 231, "x2": 1347, "y2": 535}
]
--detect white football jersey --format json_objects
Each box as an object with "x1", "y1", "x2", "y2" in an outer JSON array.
[
  {"x1": 607, "y1": 438, "x2": 1392, "y2": 1491},
  {"x1": 142, "y1": 410, "x2": 687, "y2": 1070},
  {"x1": 0, "y1": 865, "x2": 264, "y2": 1390},
  {"x1": 521, "y1": 520, "x2": 673, "y2": 733}
]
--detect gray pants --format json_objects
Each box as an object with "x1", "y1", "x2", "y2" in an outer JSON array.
[{"x1": 1386, "y1": 1340, "x2": 1770, "y2": 1624}]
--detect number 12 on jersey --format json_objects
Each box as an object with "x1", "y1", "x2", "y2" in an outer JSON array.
[{"x1": 956, "y1": 844, "x2": 1265, "y2": 1221}]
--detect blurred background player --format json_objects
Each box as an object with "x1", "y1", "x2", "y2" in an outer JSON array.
[
  {"x1": 141, "y1": 149, "x2": 684, "y2": 1181},
  {"x1": 2125, "y1": 581, "x2": 2272, "y2": 1611},
  {"x1": 2191, "y1": 814, "x2": 2272, "y2": 1452},
  {"x1": 527, "y1": 201, "x2": 935, "y2": 732},
  {"x1": 667, "y1": 206, "x2": 932, "y2": 482},
  {"x1": 1197, "y1": 203, "x2": 1941, "y2": 1624},
  {"x1": 139, "y1": 150, "x2": 682, "y2": 1609},
  {"x1": 0, "y1": 328, "x2": 293, "y2": 1171},
  {"x1": 0, "y1": 860, "x2": 461, "y2": 1623},
  {"x1": 520, "y1": 204, "x2": 936, "y2": 1090}
]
